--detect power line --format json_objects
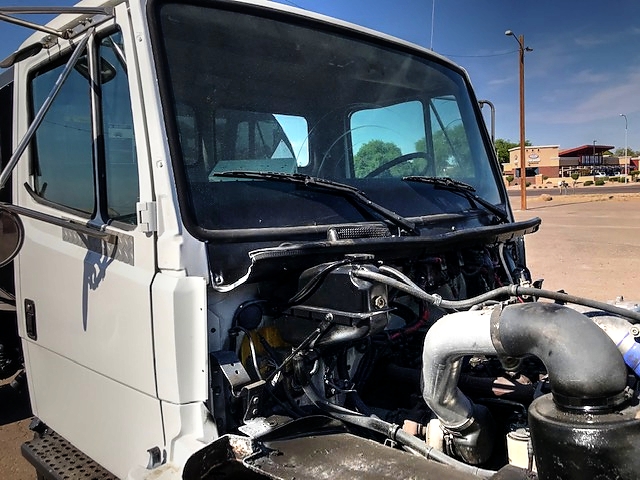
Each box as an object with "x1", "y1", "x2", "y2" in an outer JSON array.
[
  {"x1": 440, "y1": 49, "x2": 519, "y2": 58},
  {"x1": 276, "y1": 0, "x2": 304, "y2": 9}
]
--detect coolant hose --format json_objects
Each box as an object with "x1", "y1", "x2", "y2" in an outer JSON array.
[{"x1": 589, "y1": 314, "x2": 640, "y2": 377}]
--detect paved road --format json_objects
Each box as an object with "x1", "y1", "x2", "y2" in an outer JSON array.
[{"x1": 508, "y1": 182, "x2": 640, "y2": 198}]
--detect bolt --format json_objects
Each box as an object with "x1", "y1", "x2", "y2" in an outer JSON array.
[{"x1": 373, "y1": 296, "x2": 387, "y2": 309}]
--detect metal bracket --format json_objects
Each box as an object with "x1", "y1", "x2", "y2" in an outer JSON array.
[
  {"x1": 242, "y1": 380, "x2": 266, "y2": 422},
  {"x1": 211, "y1": 350, "x2": 252, "y2": 397},
  {"x1": 210, "y1": 351, "x2": 266, "y2": 425},
  {"x1": 146, "y1": 446, "x2": 166, "y2": 469}
]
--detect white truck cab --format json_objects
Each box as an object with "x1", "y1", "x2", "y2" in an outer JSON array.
[{"x1": 1, "y1": 2, "x2": 640, "y2": 480}]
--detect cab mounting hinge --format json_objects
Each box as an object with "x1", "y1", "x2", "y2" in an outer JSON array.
[{"x1": 136, "y1": 201, "x2": 157, "y2": 233}]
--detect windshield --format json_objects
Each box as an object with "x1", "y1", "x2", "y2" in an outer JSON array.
[{"x1": 151, "y1": 1, "x2": 505, "y2": 240}]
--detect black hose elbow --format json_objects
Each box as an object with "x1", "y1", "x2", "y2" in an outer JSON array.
[{"x1": 494, "y1": 303, "x2": 628, "y2": 411}]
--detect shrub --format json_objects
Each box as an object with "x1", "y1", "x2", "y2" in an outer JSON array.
[
  {"x1": 526, "y1": 182, "x2": 531, "y2": 187},
  {"x1": 571, "y1": 173, "x2": 580, "y2": 181},
  {"x1": 542, "y1": 175, "x2": 549, "y2": 181},
  {"x1": 608, "y1": 176, "x2": 619, "y2": 182},
  {"x1": 595, "y1": 179, "x2": 605, "y2": 186},
  {"x1": 583, "y1": 180, "x2": 594, "y2": 186}
]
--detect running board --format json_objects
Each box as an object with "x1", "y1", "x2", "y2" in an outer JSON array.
[{"x1": 22, "y1": 425, "x2": 117, "y2": 480}]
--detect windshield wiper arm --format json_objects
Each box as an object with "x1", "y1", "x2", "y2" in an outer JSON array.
[
  {"x1": 402, "y1": 176, "x2": 509, "y2": 223},
  {"x1": 213, "y1": 171, "x2": 419, "y2": 236}
]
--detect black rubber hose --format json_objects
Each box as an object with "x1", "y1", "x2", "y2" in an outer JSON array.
[
  {"x1": 497, "y1": 303, "x2": 628, "y2": 410},
  {"x1": 515, "y1": 286, "x2": 640, "y2": 323},
  {"x1": 352, "y1": 268, "x2": 640, "y2": 323}
]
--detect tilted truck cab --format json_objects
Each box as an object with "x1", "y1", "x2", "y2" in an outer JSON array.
[{"x1": 1, "y1": 1, "x2": 640, "y2": 479}]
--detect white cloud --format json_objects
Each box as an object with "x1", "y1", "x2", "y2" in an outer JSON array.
[
  {"x1": 569, "y1": 69, "x2": 610, "y2": 85},
  {"x1": 538, "y1": 69, "x2": 640, "y2": 125},
  {"x1": 488, "y1": 75, "x2": 515, "y2": 87},
  {"x1": 574, "y1": 27, "x2": 640, "y2": 48},
  {"x1": 574, "y1": 35, "x2": 609, "y2": 48}
]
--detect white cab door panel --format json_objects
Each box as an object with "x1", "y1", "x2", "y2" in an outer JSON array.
[{"x1": 14, "y1": 22, "x2": 164, "y2": 477}]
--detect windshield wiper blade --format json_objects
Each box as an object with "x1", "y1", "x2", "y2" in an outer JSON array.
[
  {"x1": 402, "y1": 176, "x2": 509, "y2": 223},
  {"x1": 213, "y1": 171, "x2": 419, "y2": 236}
]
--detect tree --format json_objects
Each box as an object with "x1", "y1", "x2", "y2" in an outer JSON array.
[
  {"x1": 494, "y1": 138, "x2": 532, "y2": 164},
  {"x1": 354, "y1": 140, "x2": 402, "y2": 177},
  {"x1": 414, "y1": 126, "x2": 472, "y2": 178},
  {"x1": 506, "y1": 175, "x2": 514, "y2": 186},
  {"x1": 613, "y1": 147, "x2": 639, "y2": 157},
  {"x1": 571, "y1": 172, "x2": 580, "y2": 187}
]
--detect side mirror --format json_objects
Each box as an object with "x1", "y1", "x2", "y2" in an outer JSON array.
[{"x1": 0, "y1": 209, "x2": 23, "y2": 268}]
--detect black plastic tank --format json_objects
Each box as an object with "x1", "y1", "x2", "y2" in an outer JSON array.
[{"x1": 529, "y1": 394, "x2": 640, "y2": 479}]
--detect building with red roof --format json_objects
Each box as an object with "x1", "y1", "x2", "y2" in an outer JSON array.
[{"x1": 505, "y1": 144, "x2": 632, "y2": 181}]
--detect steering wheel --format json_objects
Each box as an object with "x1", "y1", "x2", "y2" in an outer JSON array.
[{"x1": 364, "y1": 151, "x2": 430, "y2": 178}]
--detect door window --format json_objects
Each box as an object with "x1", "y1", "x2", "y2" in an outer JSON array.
[
  {"x1": 101, "y1": 33, "x2": 139, "y2": 223},
  {"x1": 31, "y1": 56, "x2": 94, "y2": 214},
  {"x1": 30, "y1": 31, "x2": 139, "y2": 224}
]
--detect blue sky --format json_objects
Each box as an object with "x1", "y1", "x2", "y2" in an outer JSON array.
[{"x1": 1, "y1": 0, "x2": 639, "y2": 152}]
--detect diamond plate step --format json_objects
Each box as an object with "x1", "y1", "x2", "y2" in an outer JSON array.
[{"x1": 22, "y1": 428, "x2": 117, "y2": 480}]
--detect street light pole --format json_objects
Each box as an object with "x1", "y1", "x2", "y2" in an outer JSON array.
[
  {"x1": 506, "y1": 30, "x2": 532, "y2": 210},
  {"x1": 620, "y1": 113, "x2": 628, "y2": 177}
]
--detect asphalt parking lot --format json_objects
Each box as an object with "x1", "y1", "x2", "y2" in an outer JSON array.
[
  {"x1": 1, "y1": 193, "x2": 639, "y2": 479},
  {"x1": 513, "y1": 193, "x2": 640, "y2": 302}
]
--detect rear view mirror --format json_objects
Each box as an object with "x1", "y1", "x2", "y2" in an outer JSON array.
[
  {"x1": 0, "y1": 209, "x2": 23, "y2": 268},
  {"x1": 74, "y1": 55, "x2": 117, "y2": 84}
]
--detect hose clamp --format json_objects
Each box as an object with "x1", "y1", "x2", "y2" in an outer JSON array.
[
  {"x1": 490, "y1": 304, "x2": 506, "y2": 357},
  {"x1": 552, "y1": 387, "x2": 632, "y2": 413}
]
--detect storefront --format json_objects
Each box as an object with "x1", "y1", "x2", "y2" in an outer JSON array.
[{"x1": 505, "y1": 144, "x2": 626, "y2": 180}]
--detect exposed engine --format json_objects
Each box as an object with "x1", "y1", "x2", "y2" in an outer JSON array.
[{"x1": 203, "y1": 241, "x2": 640, "y2": 480}]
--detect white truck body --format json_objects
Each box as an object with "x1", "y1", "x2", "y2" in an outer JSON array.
[{"x1": 1, "y1": 2, "x2": 639, "y2": 480}]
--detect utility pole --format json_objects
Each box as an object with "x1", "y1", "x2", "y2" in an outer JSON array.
[
  {"x1": 506, "y1": 30, "x2": 532, "y2": 210},
  {"x1": 620, "y1": 113, "x2": 628, "y2": 177}
]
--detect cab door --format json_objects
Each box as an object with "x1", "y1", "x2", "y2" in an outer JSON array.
[{"x1": 14, "y1": 21, "x2": 164, "y2": 478}]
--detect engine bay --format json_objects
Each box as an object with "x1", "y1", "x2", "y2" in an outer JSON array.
[{"x1": 202, "y1": 236, "x2": 640, "y2": 480}]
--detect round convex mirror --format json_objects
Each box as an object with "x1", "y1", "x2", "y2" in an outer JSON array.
[{"x1": 0, "y1": 209, "x2": 23, "y2": 268}]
